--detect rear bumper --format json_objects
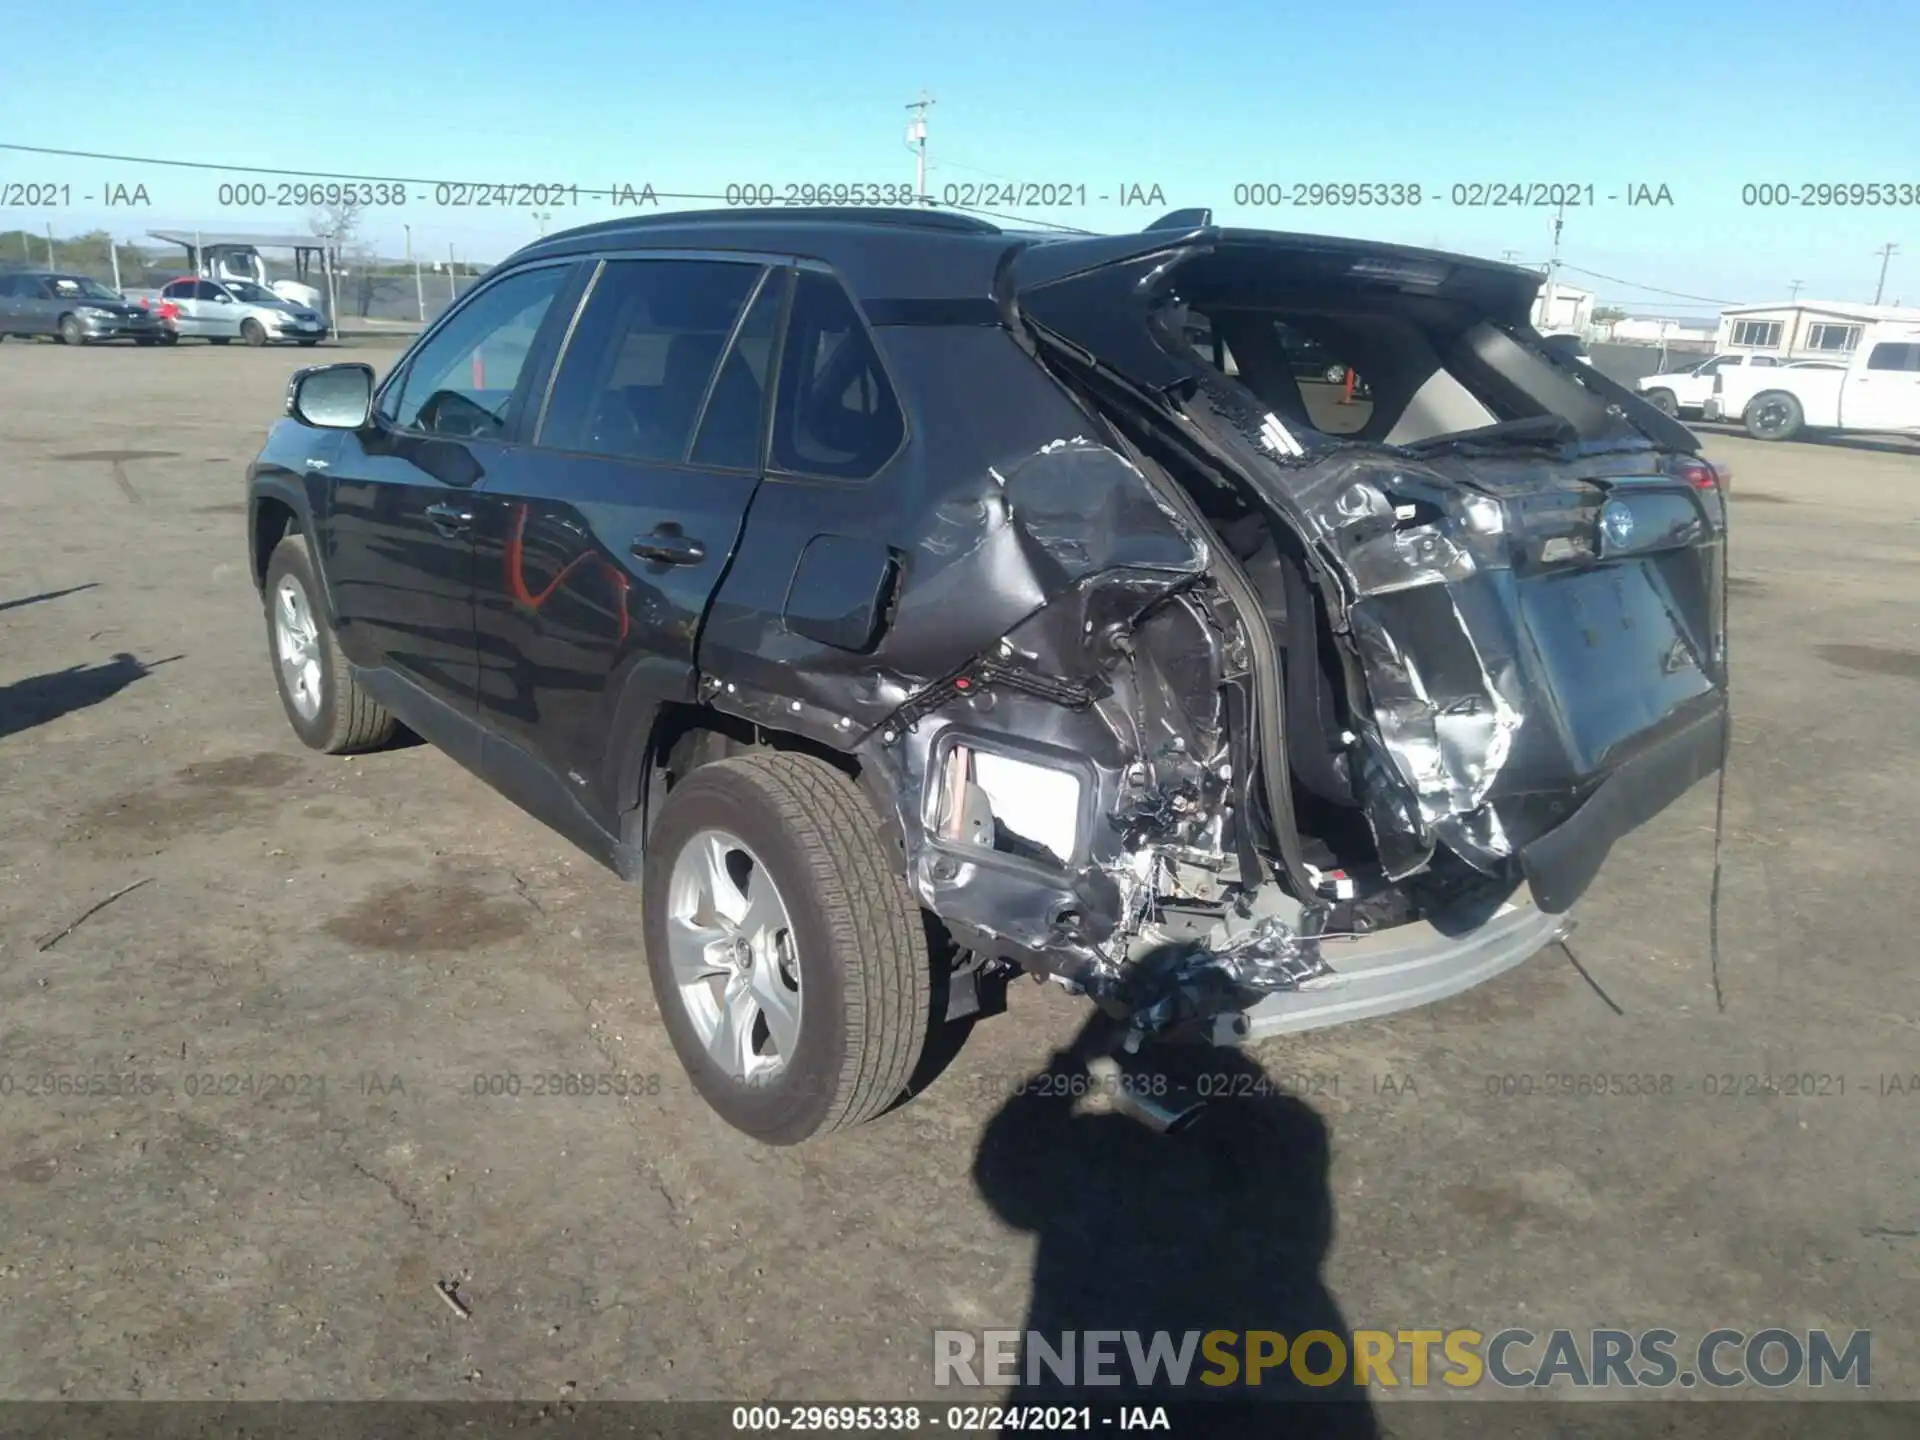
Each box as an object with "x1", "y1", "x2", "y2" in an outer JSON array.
[
  {"x1": 1228, "y1": 891, "x2": 1567, "y2": 1041},
  {"x1": 1518, "y1": 697, "x2": 1727, "y2": 914},
  {"x1": 1224, "y1": 697, "x2": 1725, "y2": 1042}
]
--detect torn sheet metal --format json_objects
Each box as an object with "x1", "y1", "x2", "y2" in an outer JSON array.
[{"x1": 1103, "y1": 914, "x2": 1333, "y2": 1038}]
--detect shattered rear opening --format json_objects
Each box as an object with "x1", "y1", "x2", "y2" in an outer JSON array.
[{"x1": 876, "y1": 230, "x2": 1728, "y2": 1040}]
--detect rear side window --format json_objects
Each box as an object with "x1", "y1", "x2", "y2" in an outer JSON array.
[
  {"x1": 394, "y1": 264, "x2": 569, "y2": 439},
  {"x1": 538, "y1": 259, "x2": 762, "y2": 464},
  {"x1": 769, "y1": 271, "x2": 904, "y2": 480},
  {"x1": 1867, "y1": 342, "x2": 1920, "y2": 371}
]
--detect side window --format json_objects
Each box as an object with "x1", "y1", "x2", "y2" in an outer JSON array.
[
  {"x1": 1866, "y1": 342, "x2": 1918, "y2": 372},
  {"x1": 538, "y1": 259, "x2": 762, "y2": 464},
  {"x1": 689, "y1": 269, "x2": 787, "y2": 471},
  {"x1": 161, "y1": 280, "x2": 191, "y2": 299},
  {"x1": 194, "y1": 281, "x2": 223, "y2": 301},
  {"x1": 394, "y1": 264, "x2": 569, "y2": 439},
  {"x1": 1752, "y1": 356, "x2": 1777, "y2": 367},
  {"x1": 769, "y1": 270, "x2": 904, "y2": 480}
]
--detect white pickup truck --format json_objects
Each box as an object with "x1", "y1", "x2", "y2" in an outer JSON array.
[
  {"x1": 1636, "y1": 353, "x2": 1790, "y2": 416},
  {"x1": 1704, "y1": 322, "x2": 1920, "y2": 440}
]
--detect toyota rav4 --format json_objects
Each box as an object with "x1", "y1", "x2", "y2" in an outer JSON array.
[{"x1": 247, "y1": 206, "x2": 1729, "y2": 1144}]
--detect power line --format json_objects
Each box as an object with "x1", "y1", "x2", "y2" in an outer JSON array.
[{"x1": 1555, "y1": 263, "x2": 1742, "y2": 306}]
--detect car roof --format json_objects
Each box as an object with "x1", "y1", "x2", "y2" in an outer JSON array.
[{"x1": 507, "y1": 207, "x2": 1543, "y2": 309}]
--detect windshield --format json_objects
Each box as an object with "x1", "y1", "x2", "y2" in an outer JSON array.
[
  {"x1": 48, "y1": 276, "x2": 122, "y2": 302},
  {"x1": 224, "y1": 281, "x2": 280, "y2": 304}
]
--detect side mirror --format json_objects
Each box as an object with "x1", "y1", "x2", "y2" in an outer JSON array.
[{"x1": 290, "y1": 364, "x2": 375, "y2": 429}]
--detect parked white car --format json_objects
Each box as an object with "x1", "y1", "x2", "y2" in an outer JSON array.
[
  {"x1": 1636, "y1": 353, "x2": 1787, "y2": 416},
  {"x1": 1704, "y1": 323, "x2": 1920, "y2": 440},
  {"x1": 155, "y1": 276, "x2": 327, "y2": 346}
]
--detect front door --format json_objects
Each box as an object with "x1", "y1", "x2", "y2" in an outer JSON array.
[
  {"x1": 468, "y1": 256, "x2": 782, "y2": 832},
  {"x1": 1847, "y1": 340, "x2": 1920, "y2": 431},
  {"x1": 322, "y1": 260, "x2": 579, "y2": 730}
]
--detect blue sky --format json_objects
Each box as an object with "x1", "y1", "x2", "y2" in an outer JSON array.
[{"x1": 3, "y1": 0, "x2": 1916, "y2": 313}]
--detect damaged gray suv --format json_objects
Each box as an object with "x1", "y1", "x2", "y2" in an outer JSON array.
[{"x1": 248, "y1": 206, "x2": 1728, "y2": 1143}]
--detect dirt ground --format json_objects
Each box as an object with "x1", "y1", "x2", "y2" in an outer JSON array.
[{"x1": 1, "y1": 340, "x2": 1916, "y2": 1411}]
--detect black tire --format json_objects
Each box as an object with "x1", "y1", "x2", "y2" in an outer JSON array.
[
  {"x1": 209, "y1": 336, "x2": 232, "y2": 346},
  {"x1": 1744, "y1": 390, "x2": 1804, "y2": 442},
  {"x1": 135, "y1": 337, "x2": 159, "y2": 347},
  {"x1": 159, "y1": 331, "x2": 180, "y2": 346},
  {"x1": 262, "y1": 533, "x2": 396, "y2": 754},
  {"x1": 58, "y1": 314, "x2": 85, "y2": 346},
  {"x1": 297, "y1": 337, "x2": 321, "y2": 347},
  {"x1": 1644, "y1": 387, "x2": 1679, "y2": 416},
  {"x1": 643, "y1": 752, "x2": 931, "y2": 1144},
  {"x1": 241, "y1": 318, "x2": 268, "y2": 347}
]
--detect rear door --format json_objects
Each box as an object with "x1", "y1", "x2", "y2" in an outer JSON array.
[
  {"x1": 24, "y1": 277, "x2": 60, "y2": 335},
  {"x1": 467, "y1": 254, "x2": 779, "y2": 832},
  {"x1": 322, "y1": 260, "x2": 580, "y2": 733}
]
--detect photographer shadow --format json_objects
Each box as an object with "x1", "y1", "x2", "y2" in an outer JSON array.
[{"x1": 970, "y1": 1014, "x2": 1378, "y2": 1438}]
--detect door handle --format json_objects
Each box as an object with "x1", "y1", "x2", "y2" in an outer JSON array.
[
  {"x1": 631, "y1": 527, "x2": 707, "y2": 565},
  {"x1": 425, "y1": 502, "x2": 474, "y2": 536}
]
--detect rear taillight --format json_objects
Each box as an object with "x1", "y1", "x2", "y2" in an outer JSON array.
[{"x1": 1673, "y1": 457, "x2": 1724, "y2": 491}]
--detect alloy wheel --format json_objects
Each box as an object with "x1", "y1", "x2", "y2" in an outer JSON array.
[
  {"x1": 664, "y1": 828, "x2": 803, "y2": 1082},
  {"x1": 273, "y1": 575, "x2": 324, "y2": 721}
]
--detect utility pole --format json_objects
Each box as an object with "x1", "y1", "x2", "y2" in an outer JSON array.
[
  {"x1": 405, "y1": 223, "x2": 425, "y2": 323},
  {"x1": 1873, "y1": 243, "x2": 1899, "y2": 305},
  {"x1": 109, "y1": 235, "x2": 122, "y2": 293},
  {"x1": 1539, "y1": 202, "x2": 1565, "y2": 330},
  {"x1": 1788, "y1": 279, "x2": 1803, "y2": 302},
  {"x1": 532, "y1": 211, "x2": 553, "y2": 237},
  {"x1": 904, "y1": 90, "x2": 933, "y2": 205},
  {"x1": 44, "y1": 222, "x2": 55, "y2": 267},
  {"x1": 1501, "y1": 249, "x2": 1520, "y2": 264},
  {"x1": 447, "y1": 243, "x2": 458, "y2": 304}
]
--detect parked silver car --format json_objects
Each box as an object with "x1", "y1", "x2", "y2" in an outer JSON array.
[
  {"x1": 0, "y1": 270, "x2": 168, "y2": 345},
  {"x1": 156, "y1": 276, "x2": 327, "y2": 346}
]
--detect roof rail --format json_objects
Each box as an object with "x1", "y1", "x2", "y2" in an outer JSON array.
[
  {"x1": 1144, "y1": 208, "x2": 1212, "y2": 231},
  {"x1": 580, "y1": 206, "x2": 1001, "y2": 235}
]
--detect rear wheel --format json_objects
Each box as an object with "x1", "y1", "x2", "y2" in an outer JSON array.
[
  {"x1": 1744, "y1": 390, "x2": 1804, "y2": 442},
  {"x1": 643, "y1": 752, "x2": 932, "y2": 1145},
  {"x1": 262, "y1": 534, "x2": 396, "y2": 754},
  {"x1": 1644, "y1": 387, "x2": 1678, "y2": 416},
  {"x1": 241, "y1": 318, "x2": 268, "y2": 347},
  {"x1": 58, "y1": 314, "x2": 85, "y2": 346}
]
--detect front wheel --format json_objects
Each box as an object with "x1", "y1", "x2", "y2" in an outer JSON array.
[
  {"x1": 1744, "y1": 390, "x2": 1804, "y2": 442},
  {"x1": 58, "y1": 314, "x2": 85, "y2": 346},
  {"x1": 643, "y1": 752, "x2": 932, "y2": 1145},
  {"x1": 1644, "y1": 387, "x2": 1679, "y2": 416},
  {"x1": 262, "y1": 534, "x2": 396, "y2": 754},
  {"x1": 241, "y1": 318, "x2": 268, "y2": 347}
]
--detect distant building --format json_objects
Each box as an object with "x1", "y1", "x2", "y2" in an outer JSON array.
[
  {"x1": 1715, "y1": 301, "x2": 1920, "y2": 361},
  {"x1": 1530, "y1": 285, "x2": 1592, "y2": 335},
  {"x1": 1608, "y1": 316, "x2": 1718, "y2": 345}
]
